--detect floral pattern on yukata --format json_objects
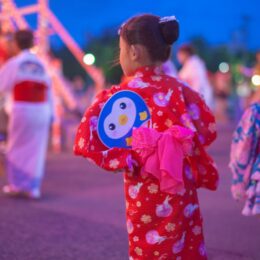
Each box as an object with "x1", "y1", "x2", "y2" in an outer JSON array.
[{"x1": 230, "y1": 103, "x2": 260, "y2": 216}]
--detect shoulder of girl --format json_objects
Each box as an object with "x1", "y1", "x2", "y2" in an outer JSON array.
[{"x1": 110, "y1": 84, "x2": 123, "y2": 93}]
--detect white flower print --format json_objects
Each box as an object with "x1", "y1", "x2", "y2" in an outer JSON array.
[
  {"x1": 133, "y1": 236, "x2": 139, "y2": 242},
  {"x1": 134, "y1": 72, "x2": 144, "y2": 78},
  {"x1": 109, "y1": 159, "x2": 119, "y2": 169},
  {"x1": 141, "y1": 214, "x2": 152, "y2": 224},
  {"x1": 114, "y1": 85, "x2": 121, "y2": 90},
  {"x1": 136, "y1": 201, "x2": 142, "y2": 207},
  {"x1": 192, "y1": 225, "x2": 202, "y2": 236},
  {"x1": 78, "y1": 137, "x2": 85, "y2": 150},
  {"x1": 148, "y1": 183, "x2": 159, "y2": 194},
  {"x1": 157, "y1": 110, "x2": 163, "y2": 117},
  {"x1": 81, "y1": 116, "x2": 86, "y2": 123},
  {"x1": 128, "y1": 78, "x2": 149, "y2": 89},
  {"x1": 208, "y1": 122, "x2": 216, "y2": 133},
  {"x1": 134, "y1": 247, "x2": 143, "y2": 256},
  {"x1": 151, "y1": 75, "x2": 162, "y2": 82},
  {"x1": 165, "y1": 222, "x2": 176, "y2": 232}
]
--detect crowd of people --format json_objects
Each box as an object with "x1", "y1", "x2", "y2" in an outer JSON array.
[{"x1": 0, "y1": 14, "x2": 259, "y2": 259}]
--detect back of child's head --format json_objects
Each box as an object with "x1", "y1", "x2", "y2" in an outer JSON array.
[
  {"x1": 119, "y1": 14, "x2": 179, "y2": 63},
  {"x1": 14, "y1": 29, "x2": 34, "y2": 50}
]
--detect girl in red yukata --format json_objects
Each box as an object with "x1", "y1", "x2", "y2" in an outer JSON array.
[{"x1": 74, "y1": 14, "x2": 218, "y2": 260}]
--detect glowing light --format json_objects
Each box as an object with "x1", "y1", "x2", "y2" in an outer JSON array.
[
  {"x1": 219, "y1": 62, "x2": 229, "y2": 73},
  {"x1": 251, "y1": 75, "x2": 260, "y2": 86},
  {"x1": 83, "y1": 53, "x2": 95, "y2": 65},
  {"x1": 237, "y1": 83, "x2": 251, "y2": 97}
]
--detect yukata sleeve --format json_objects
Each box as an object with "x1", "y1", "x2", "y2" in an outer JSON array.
[
  {"x1": 229, "y1": 105, "x2": 259, "y2": 200},
  {"x1": 74, "y1": 88, "x2": 140, "y2": 172},
  {"x1": 182, "y1": 85, "x2": 216, "y2": 146}
]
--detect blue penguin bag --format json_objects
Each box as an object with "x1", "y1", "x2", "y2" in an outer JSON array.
[{"x1": 97, "y1": 90, "x2": 151, "y2": 148}]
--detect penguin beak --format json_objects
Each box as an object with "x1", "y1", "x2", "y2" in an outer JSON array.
[{"x1": 119, "y1": 114, "x2": 128, "y2": 125}]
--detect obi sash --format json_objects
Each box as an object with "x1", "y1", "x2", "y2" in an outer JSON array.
[
  {"x1": 132, "y1": 126, "x2": 194, "y2": 194},
  {"x1": 13, "y1": 81, "x2": 47, "y2": 102}
]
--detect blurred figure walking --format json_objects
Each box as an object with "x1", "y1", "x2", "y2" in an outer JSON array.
[
  {"x1": 230, "y1": 102, "x2": 260, "y2": 216},
  {"x1": 0, "y1": 30, "x2": 53, "y2": 199},
  {"x1": 177, "y1": 44, "x2": 214, "y2": 110}
]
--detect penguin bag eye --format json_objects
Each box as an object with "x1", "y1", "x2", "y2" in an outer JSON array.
[
  {"x1": 109, "y1": 123, "x2": 116, "y2": 131},
  {"x1": 119, "y1": 102, "x2": 127, "y2": 110}
]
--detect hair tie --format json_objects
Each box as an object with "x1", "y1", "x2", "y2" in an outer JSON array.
[
  {"x1": 118, "y1": 22, "x2": 126, "y2": 35},
  {"x1": 159, "y1": 16, "x2": 177, "y2": 24}
]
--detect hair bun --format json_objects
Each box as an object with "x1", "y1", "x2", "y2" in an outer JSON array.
[{"x1": 159, "y1": 17, "x2": 179, "y2": 45}]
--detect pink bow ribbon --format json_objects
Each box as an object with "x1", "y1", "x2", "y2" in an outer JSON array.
[{"x1": 132, "y1": 125, "x2": 194, "y2": 194}]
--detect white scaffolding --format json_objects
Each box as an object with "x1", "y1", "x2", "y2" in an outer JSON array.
[{"x1": 0, "y1": 0, "x2": 105, "y2": 91}]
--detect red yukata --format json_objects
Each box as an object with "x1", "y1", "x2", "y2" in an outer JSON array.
[{"x1": 74, "y1": 66, "x2": 218, "y2": 260}]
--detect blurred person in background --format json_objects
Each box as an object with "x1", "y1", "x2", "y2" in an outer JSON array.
[
  {"x1": 229, "y1": 100, "x2": 260, "y2": 217},
  {"x1": 48, "y1": 56, "x2": 78, "y2": 153},
  {"x1": 0, "y1": 30, "x2": 54, "y2": 199},
  {"x1": 213, "y1": 68, "x2": 232, "y2": 122},
  {"x1": 177, "y1": 43, "x2": 214, "y2": 110},
  {"x1": 239, "y1": 50, "x2": 260, "y2": 105},
  {"x1": 0, "y1": 32, "x2": 10, "y2": 148},
  {"x1": 240, "y1": 50, "x2": 260, "y2": 78}
]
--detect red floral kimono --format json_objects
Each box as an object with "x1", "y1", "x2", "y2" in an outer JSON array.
[{"x1": 74, "y1": 66, "x2": 218, "y2": 260}]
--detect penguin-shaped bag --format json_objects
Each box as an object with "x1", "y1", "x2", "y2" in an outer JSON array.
[{"x1": 97, "y1": 90, "x2": 151, "y2": 148}]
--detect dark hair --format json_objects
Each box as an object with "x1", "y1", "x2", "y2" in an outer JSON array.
[
  {"x1": 119, "y1": 14, "x2": 179, "y2": 62},
  {"x1": 14, "y1": 29, "x2": 34, "y2": 50},
  {"x1": 178, "y1": 44, "x2": 195, "y2": 56}
]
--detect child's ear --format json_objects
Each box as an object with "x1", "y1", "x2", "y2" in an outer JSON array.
[{"x1": 130, "y1": 45, "x2": 141, "y2": 62}]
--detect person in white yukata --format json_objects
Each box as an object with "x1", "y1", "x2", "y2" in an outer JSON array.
[
  {"x1": 177, "y1": 43, "x2": 214, "y2": 110},
  {"x1": 0, "y1": 30, "x2": 53, "y2": 199}
]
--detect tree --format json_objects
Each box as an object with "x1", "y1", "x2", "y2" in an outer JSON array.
[{"x1": 52, "y1": 27, "x2": 123, "y2": 86}]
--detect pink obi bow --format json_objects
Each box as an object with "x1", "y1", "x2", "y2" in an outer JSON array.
[{"x1": 132, "y1": 126, "x2": 194, "y2": 194}]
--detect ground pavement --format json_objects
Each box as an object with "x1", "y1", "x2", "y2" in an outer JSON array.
[{"x1": 0, "y1": 123, "x2": 259, "y2": 260}]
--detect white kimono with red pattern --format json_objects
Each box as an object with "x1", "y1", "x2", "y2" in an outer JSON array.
[{"x1": 0, "y1": 50, "x2": 53, "y2": 194}]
